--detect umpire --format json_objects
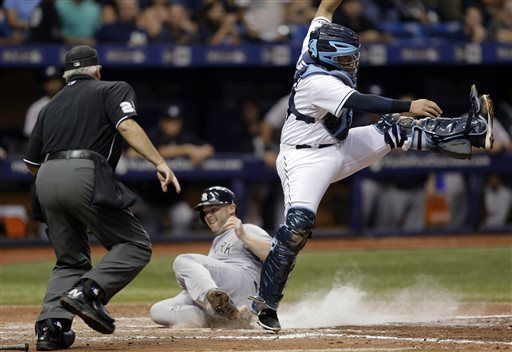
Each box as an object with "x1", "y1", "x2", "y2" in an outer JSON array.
[{"x1": 23, "y1": 45, "x2": 181, "y2": 351}]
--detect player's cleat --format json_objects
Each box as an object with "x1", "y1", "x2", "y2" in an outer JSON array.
[
  {"x1": 35, "y1": 319, "x2": 75, "y2": 351},
  {"x1": 60, "y1": 280, "x2": 115, "y2": 334},
  {"x1": 256, "y1": 309, "x2": 281, "y2": 333},
  {"x1": 206, "y1": 288, "x2": 238, "y2": 319}
]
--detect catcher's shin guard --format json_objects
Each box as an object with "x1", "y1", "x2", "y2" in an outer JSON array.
[
  {"x1": 254, "y1": 207, "x2": 316, "y2": 311},
  {"x1": 375, "y1": 85, "x2": 493, "y2": 159}
]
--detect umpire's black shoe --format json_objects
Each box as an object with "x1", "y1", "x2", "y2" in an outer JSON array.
[
  {"x1": 35, "y1": 319, "x2": 75, "y2": 351},
  {"x1": 60, "y1": 280, "x2": 115, "y2": 334},
  {"x1": 257, "y1": 309, "x2": 281, "y2": 333}
]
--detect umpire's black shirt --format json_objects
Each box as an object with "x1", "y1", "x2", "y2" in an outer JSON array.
[{"x1": 24, "y1": 74, "x2": 137, "y2": 170}]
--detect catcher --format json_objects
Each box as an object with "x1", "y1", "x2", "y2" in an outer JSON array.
[{"x1": 151, "y1": 186, "x2": 272, "y2": 328}]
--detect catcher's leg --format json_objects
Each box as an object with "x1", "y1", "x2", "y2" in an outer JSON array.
[
  {"x1": 374, "y1": 84, "x2": 494, "y2": 159},
  {"x1": 250, "y1": 206, "x2": 316, "y2": 332}
]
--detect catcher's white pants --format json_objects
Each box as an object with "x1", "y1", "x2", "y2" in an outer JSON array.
[
  {"x1": 278, "y1": 125, "x2": 390, "y2": 214},
  {"x1": 150, "y1": 254, "x2": 257, "y2": 327}
]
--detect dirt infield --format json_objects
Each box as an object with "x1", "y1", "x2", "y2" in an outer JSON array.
[
  {"x1": 1, "y1": 304, "x2": 511, "y2": 351},
  {"x1": 1, "y1": 234, "x2": 511, "y2": 351}
]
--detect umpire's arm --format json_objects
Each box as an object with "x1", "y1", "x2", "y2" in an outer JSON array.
[{"x1": 118, "y1": 119, "x2": 181, "y2": 193}]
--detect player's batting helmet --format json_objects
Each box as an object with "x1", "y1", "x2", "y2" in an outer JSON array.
[
  {"x1": 308, "y1": 23, "x2": 360, "y2": 78},
  {"x1": 194, "y1": 186, "x2": 236, "y2": 223}
]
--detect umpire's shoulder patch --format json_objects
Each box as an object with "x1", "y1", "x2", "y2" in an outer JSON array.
[{"x1": 120, "y1": 101, "x2": 135, "y2": 114}]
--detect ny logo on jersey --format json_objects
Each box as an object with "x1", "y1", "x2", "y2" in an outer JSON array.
[{"x1": 219, "y1": 242, "x2": 233, "y2": 255}]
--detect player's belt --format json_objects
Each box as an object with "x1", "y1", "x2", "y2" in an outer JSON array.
[
  {"x1": 295, "y1": 144, "x2": 334, "y2": 149},
  {"x1": 45, "y1": 149, "x2": 105, "y2": 163}
]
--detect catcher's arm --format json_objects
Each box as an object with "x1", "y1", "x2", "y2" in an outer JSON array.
[{"x1": 316, "y1": 0, "x2": 342, "y2": 21}]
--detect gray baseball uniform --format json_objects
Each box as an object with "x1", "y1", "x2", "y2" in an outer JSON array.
[{"x1": 151, "y1": 223, "x2": 271, "y2": 327}]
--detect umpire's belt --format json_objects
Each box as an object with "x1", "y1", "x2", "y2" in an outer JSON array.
[
  {"x1": 45, "y1": 149, "x2": 105, "y2": 163},
  {"x1": 45, "y1": 149, "x2": 137, "y2": 209},
  {"x1": 295, "y1": 144, "x2": 334, "y2": 149}
]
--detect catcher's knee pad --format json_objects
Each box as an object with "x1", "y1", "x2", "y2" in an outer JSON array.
[
  {"x1": 258, "y1": 207, "x2": 316, "y2": 309},
  {"x1": 278, "y1": 207, "x2": 316, "y2": 251}
]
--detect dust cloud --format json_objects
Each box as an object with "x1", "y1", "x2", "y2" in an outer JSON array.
[{"x1": 280, "y1": 275, "x2": 461, "y2": 328}]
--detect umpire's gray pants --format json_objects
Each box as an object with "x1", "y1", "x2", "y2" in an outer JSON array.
[{"x1": 35, "y1": 159, "x2": 152, "y2": 322}]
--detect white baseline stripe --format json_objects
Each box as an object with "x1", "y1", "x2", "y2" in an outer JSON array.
[
  {"x1": 85, "y1": 332, "x2": 512, "y2": 347},
  {"x1": 169, "y1": 332, "x2": 512, "y2": 346}
]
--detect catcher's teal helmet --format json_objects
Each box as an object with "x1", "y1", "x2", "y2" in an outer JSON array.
[{"x1": 308, "y1": 23, "x2": 360, "y2": 79}]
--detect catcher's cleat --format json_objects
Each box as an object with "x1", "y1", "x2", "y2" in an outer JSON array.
[
  {"x1": 481, "y1": 94, "x2": 494, "y2": 150},
  {"x1": 35, "y1": 319, "x2": 75, "y2": 351},
  {"x1": 468, "y1": 84, "x2": 494, "y2": 150},
  {"x1": 255, "y1": 309, "x2": 281, "y2": 333},
  {"x1": 206, "y1": 288, "x2": 238, "y2": 319},
  {"x1": 60, "y1": 280, "x2": 115, "y2": 334},
  {"x1": 248, "y1": 296, "x2": 281, "y2": 333}
]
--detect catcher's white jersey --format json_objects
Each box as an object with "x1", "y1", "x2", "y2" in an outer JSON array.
[
  {"x1": 276, "y1": 17, "x2": 391, "y2": 214},
  {"x1": 280, "y1": 17, "x2": 356, "y2": 147}
]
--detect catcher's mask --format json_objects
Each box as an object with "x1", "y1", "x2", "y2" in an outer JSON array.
[
  {"x1": 308, "y1": 23, "x2": 360, "y2": 80},
  {"x1": 194, "y1": 186, "x2": 236, "y2": 224}
]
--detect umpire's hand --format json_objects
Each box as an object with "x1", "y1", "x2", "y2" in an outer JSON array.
[{"x1": 156, "y1": 162, "x2": 181, "y2": 193}]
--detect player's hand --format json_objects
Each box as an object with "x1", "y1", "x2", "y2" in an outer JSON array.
[
  {"x1": 222, "y1": 216, "x2": 245, "y2": 239},
  {"x1": 156, "y1": 162, "x2": 181, "y2": 193},
  {"x1": 409, "y1": 99, "x2": 442, "y2": 117}
]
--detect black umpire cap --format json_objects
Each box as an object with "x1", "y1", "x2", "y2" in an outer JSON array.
[{"x1": 64, "y1": 45, "x2": 99, "y2": 70}]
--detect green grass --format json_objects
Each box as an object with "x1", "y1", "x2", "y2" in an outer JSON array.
[{"x1": 1, "y1": 247, "x2": 510, "y2": 305}]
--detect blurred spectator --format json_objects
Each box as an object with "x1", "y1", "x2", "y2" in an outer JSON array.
[
  {"x1": 127, "y1": 104, "x2": 214, "y2": 236},
  {"x1": 231, "y1": 98, "x2": 264, "y2": 154},
  {"x1": 496, "y1": 90, "x2": 512, "y2": 137},
  {"x1": 362, "y1": 93, "x2": 428, "y2": 232},
  {"x1": 474, "y1": 0, "x2": 502, "y2": 27},
  {"x1": 137, "y1": 0, "x2": 168, "y2": 41},
  {"x1": 238, "y1": 0, "x2": 290, "y2": 42},
  {"x1": 261, "y1": 94, "x2": 288, "y2": 168},
  {"x1": 286, "y1": 0, "x2": 315, "y2": 25},
  {"x1": 95, "y1": 0, "x2": 148, "y2": 45},
  {"x1": 154, "y1": 2, "x2": 198, "y2": 44},
  {"x1": 393, "y1": 0, "x2": 430, "y2": 23},
  {"x1": 452, "y1": 6, "x2": 487, "y2": 43},
  {"x1": 28, "y1": 0, "x2": 62, "y2": 43},
  {"x1": 24, "y1": 66, "x2": 64, "y2": 138},
  {"x1": 197, "y1": 0, "x2": 241, "y2": 45},
  {"x1": 127, "y1": 104, "x2": 214, "y2": 164},
  {"x1": 56, "y1": 0, "x2": 101, "y2": 45},
  {"x1": 423, "y1": 0, "x2": 462, "y2": 22},
  {"x1": 481, "y1": 114, "x2": 512, "y2": 229},
  {"x1": 483, "y1": 174, "x2": 512, "y2": 228},
  {"x1": 2, "y1": 0, "x2": 41, "y2": 41},
  {"x1": 334, "y1": 0, "x2": 390, "y2": 42},
  {"x1": 0, "y1": 8, "x2": 24, "y2": 44},
  {"x1": 488, "y1": 0, "x2": 512, "y2": 43}
]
